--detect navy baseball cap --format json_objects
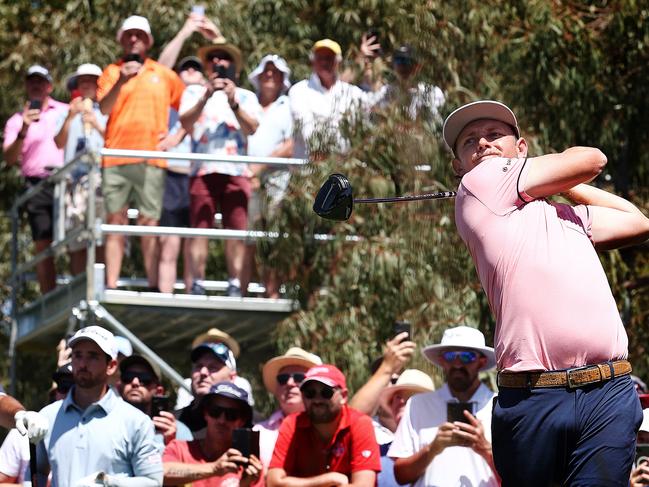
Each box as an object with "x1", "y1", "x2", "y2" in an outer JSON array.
[
  {"x1": 202, "y1": 381, "x2": 252, "y2": 426},
  {"x1": 191, "y1": 342, "x2": 237, "y2": 370}
]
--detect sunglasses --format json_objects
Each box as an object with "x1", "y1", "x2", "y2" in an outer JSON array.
[
  {"x1": 121, "y1": 371, "x2": 156, "y2": 386},
  {"x1": 442, "y1": 351, "x2": 479, "y2": 364},
  {"x1": 206, "y1": 405, "x2": 242, "y2": 421},
  {"x1": 277, "y1": 373, "x2": 306, "y2": 386},
  {"x1": 302, "y1": 385, "x2": 337, "y2": 400}
]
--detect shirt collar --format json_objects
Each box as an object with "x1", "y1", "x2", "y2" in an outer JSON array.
[
  {"x1": 308, "y1": 72, "x2": 339, "y2": 93},
  {"x1": 440, "y1": 382, "x2": 493, "y2": 409},
  {"x1": 296, "y1": 404, "x2": 349, "y2": 432},
  {"x1": 63, "y1": 385, "x2": 119, "y2": 414},
  {"x1": 266, "y1": 409, "x2": 286, "y2": 428}
]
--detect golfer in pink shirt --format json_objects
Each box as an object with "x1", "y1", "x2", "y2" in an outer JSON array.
[{"x1": 443, "y1": 100, "x2": 649, "y2": 486}]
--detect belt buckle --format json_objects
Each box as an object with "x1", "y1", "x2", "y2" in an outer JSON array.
[{"x1": 566, "y1": 365, "x2": 597, "y2": 389}]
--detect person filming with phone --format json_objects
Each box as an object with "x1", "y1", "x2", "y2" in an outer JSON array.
[
  {"x1": 389, "y1": 326, "x2": 499, "y2": 486},
  {"x1": 117, "y1": 354, "x2": 192, "y2": 446},
  {"x1": 163, "y1": 381, "x2": 262, "y2": 487}
]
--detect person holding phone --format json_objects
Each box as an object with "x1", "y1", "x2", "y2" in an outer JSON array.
[
  {"x1": 389, "y1": 326, "x2": 499, "y2": 487},
  {"x1": 117, "y1": 355, "x2": 192, "y2": 446},
  {"x1": 180, "y1": 41, "x2": 261, "y2": 297},
  {"x1": 97, "y1": 15, "x2": 186, "y2": 292},
  {"x1": 163, "y1": 382, "x2": 263, "y2": 486},
  {"x1": 3, "y1": 65, "x2": 68, "y2": 293}
]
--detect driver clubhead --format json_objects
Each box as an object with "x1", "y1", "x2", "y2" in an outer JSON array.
[{"x1": 313, "y1": 173, "x2": 353, "y2": 221}]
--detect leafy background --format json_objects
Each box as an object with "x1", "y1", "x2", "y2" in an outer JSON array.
[{"x1": 0, "y1": 0, "x2": 647, "y2": 414}]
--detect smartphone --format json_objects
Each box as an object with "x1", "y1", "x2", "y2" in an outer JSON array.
[
  {"x1": 192, "y1": 4, "x2": 205, "y2": 16},
  {"x1": 366, "y1": 29, "x2": 382, "y2": 56},
  {"x1": 393, "y1": 320, "x2": 411, "y2": 340},
  {"x1": 123, "y1": 53, "x2": 144, "y2": 64},
  {"x1": 447, "y1": 401, "x2": 474, "y2": 423},
  {"x1": 151, "y1": 395, "x2": 170, "y2": 418},
  {"x1": 28, "y1": 99, "x2": 42, "y2": 110},
  {"x1": 232, "y1": 428, "x2": 260, "y2": 458},
  {"x1": 213, "y1": 63, "x2": 236, "y2": 82}
]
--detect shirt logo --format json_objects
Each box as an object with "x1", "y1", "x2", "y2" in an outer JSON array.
[{"x1": 361, "y1": 450, "x2": 372, "y2": 458}]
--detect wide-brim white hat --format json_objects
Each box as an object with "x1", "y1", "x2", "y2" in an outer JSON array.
[
  {"x1": 442, "y1": 100, "x2": 520, "y2": 152},
  {"x1": 116, "y1": 15, "x2": 154, "y2": 47},
  {"x1": 262, "y1": 347, "x2": 322, "y2": 394},
  {"x1": 378, "y1": 369, "x2": 435, "y2": 413},
  {"x1": 422, "y1": 325, "x2": 496, "y2": 371},
  {"x1": 65, "y1": 63, "x2": 103, "y2": 91},
  {"x1": 248, "y1": 54, "x2": 291, "y2": 93}
]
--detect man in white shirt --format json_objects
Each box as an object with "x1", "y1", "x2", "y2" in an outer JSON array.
[
  {"x1": 289, "y1": 38, "x2": 373, "y2": 159},
  {"x1": 388, "y1": 326, "x2": 499, "y2": 487}
]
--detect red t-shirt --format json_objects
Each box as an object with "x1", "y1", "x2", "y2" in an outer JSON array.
[
  {"x1": 163, "y1": 439, "x2": 255, "y2": 487},
  {"x1": 269, "y1": 406, "x2": 381, "y2": 477}
]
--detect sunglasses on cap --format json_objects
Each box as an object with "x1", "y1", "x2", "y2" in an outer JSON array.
[
  {"x1": 121, "y1": 370, "x2": 156, "y2": 386},
  {"x1": 302, "y1": 384, "x2": 338, "y2": 400},
  {"x1": 206, "y1": 405, "x2": 242, "y2": 421},
  {"x1": 442, "y1": 351, "x2": 479, "y2": 364},
  {"x1": 277, "y1": 373, "x2": 306, "y2": 386}
]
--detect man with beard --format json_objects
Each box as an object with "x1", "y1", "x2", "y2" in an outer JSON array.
[
  {"x1": 163, "y1": 382, "x2": 262, "y2": 486},
  {"x1": 267, "y1": 364, "x2": 380, "y2": 487},
  {"x1": 34, "y1": 326, "x2": 162, "y2": 486},
  {"x1": 389, "y1": 326, "x2": 499, "y2": 486},
  {"x1": 118, "y1": 354, "x2": 192, "y2": 445},
  {"x1": 254, "y1": 347, "x2": 322, "y2": 468}
]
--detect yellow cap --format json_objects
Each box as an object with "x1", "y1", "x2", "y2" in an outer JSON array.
[{"x1": 312, "y1": 39, "x2": 342, "y2": 57}]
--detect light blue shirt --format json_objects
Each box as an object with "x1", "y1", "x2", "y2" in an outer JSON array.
[{"x1": 36, "y1": 387, "x2": 163, "y2": 486}]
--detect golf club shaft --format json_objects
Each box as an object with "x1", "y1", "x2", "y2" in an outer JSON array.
[{"x1": 355, "y1": 191, "x2": 456, "y2": 204}]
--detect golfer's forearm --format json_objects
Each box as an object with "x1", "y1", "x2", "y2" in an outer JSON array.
[
  {"x1": 0, "y1": 396, "x2": 23, "y2": 429},
  {"x1": 564, "y1": 184, "x2": 645, "y2": 216},
  {"x1": 393, "y1": 446, "x2": 437, "y2": 485}
]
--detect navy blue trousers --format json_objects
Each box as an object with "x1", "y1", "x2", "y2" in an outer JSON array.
[{"x1": 492, "y1": 374, "x2": 642, "y2": 486}]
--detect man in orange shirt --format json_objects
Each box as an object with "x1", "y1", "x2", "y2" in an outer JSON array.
[{"x1": 98, "y1": 15, "x2": 185, "y2": 290}]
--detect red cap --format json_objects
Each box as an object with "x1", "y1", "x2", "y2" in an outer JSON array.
[{"x1": 302, "y1": 364, "x2": 347, "y2": 390}]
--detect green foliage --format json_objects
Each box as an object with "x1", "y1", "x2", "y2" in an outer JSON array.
[{"x1": 0, "y1": 0, "x2": 647, "y2": 410}]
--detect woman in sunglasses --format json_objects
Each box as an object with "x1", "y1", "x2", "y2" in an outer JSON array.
[
  {"x1": 163, "y1": 381, "x2": 262, "y2": 487},
  {"x1": 255, "y1": 347, "x2": 322, "y2": 469}
]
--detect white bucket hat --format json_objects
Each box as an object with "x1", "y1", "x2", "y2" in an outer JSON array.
[
  {"x1": 65, "y1": 63, "x2": 103, "y2": 91},
  {"x1": 248, "y1": 54, "x2": 292, "y2": 93},
  {"x1": 116, "y1": 15, "x2": 154, "y2": 47},
  {"x1": 378, "y1": 369, "x2": 435, "y2": 413},
  {"x1": 442, "y1": 100, "x2": 520, "y2": 152},
  {"x1": 422, "y1": 325, "x2": 496, "y2": 371}
]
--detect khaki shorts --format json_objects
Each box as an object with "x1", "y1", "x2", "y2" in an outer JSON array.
[{"x1": 102, "y1": 163, "x2": 166, "y2": 220}]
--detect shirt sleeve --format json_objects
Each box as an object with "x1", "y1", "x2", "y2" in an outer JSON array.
[
  {"x1": 97, "y1": 64, "x2": 120, "y2": 101},
  {"x1": 268, "y1": 415, "x2": 294, "y2": 470},
  {"x1": 168, "y1": 71, "x2": 186, "y2": 112},
  {"x1": 387, "y1": 399, "x2": 417, "y2": 459},
  {"x1": 3, "y1": 113, "x2": 22, "y2": 149},
  {"x1": 54, "y1": 109, "x2": 70, "y2": 135},
  {"x1": 0, "y1": 429, "x2": 24, "y2": 478},
  {"x1": 349, "y1": 414, "x2": 381, "y2": 472},
  {"x1": 130, "y1": 416, "x2": 164, "y2": 478},
  {"x1": 461, "y1": 156, "x2": 533, "y2": 216},
  {"x1": 162, "y1": 439, "x2": 184, "y2": 462}
]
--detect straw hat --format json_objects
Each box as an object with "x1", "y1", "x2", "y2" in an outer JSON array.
[
  {"x1": 262, "y1": 347, "x2": 322, "y2": 394},
  {"x1": 378, "y1": 369, "x2": 435, "y2": 412},
  {"x1": 191, "y1": 328, "x2": 240, "y2": 358},
  {"x1": 197, "y1": 41, "x2": 242, "y2": 76}
]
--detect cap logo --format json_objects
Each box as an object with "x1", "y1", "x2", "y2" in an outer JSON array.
[
  {"x1": 216, "y1": 384, "x2": 241, "y2": 397},
  {"x1": 308, "y1": 366, "x2": 330, "y2": 376}
]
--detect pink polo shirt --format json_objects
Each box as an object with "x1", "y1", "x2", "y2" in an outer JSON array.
[
  {"x1": 455, "y1": 156, "x2": 628, "y2": 372},
  {"x1": 3, "y1": 98, "x2": 67, "y2": 178}
]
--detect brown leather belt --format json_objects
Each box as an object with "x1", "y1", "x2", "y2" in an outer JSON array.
[{"x1": 497, "y1": 360, "x2": 632, "y2": 389}]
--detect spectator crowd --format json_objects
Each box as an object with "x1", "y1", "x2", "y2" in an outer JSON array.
[{"x1": 3, "y1": 12, "x2": 444, "y2": 298}]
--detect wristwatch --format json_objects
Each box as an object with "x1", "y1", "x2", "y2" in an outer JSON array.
[{"x1": 230, "y1": 102, "x2": 240, "y2": 112}]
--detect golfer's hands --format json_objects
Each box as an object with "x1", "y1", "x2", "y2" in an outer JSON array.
[
  {"x1": 211, "y1": 448, "x2": 246, "y2": 476},
  {"x1": 240, "y1": 454, "x2": 263, "y2": 487},
  {"x1": 381, "y1": 333, "x2": 416, "y2": 375},
  {"x1": 631, "y1": 463, "x2": 649, "y2": 487},
  {"x1": 14, "y1": 410, "x2": 49, "y2": 444}
]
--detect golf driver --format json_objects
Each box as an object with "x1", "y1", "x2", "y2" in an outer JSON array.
[{"x1": 313, "y1": 173, "x2": 456, "y2": 221}]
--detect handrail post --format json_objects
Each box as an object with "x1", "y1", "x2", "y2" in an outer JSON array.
[
  {"x1": 8, "y1": 208, "x2": 20, "y2": 395},
  {"x1": 86, "y1": 150, "x2": 99, "y2": 302}
]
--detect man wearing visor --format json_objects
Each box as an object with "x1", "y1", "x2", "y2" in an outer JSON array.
[
  {"x1": 180, "y1": 41, "x2": 261, "y2": 298},
  {"x1": 267, "y1": 364, "x2": 380, "y2": 487},
  {"x1": 389, "y1": 326, "x2": 498, "y2": 486},
  {"x1": 443, "y1": 99, "x2": 649, "y2": 485}
]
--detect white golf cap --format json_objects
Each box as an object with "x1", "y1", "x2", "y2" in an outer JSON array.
[
  {"x1": 26, "y1": 65, "x2": 52, "y2": 83},
  {"x1": 248, "y1": 54, "x2": 292, "y2": 93},
  {"x1": 65, "y1": 63, "x2": 103, "y2": 91},
  {"x1": 68, "y1": 326, "x2": 118, "y2": 360},
  {"x1": 442, "y1": 100, "x2": 520, "y2": 152},
  {"x1": 116, "y1": 15, "x2": 154, "y2": 47},
  {"x1": 422, "y1": 325, "x2": 496, "y2": 371}
]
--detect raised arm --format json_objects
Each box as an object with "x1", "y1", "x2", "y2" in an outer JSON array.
[
  {"x1": 563, "y1": 183, "x2": 649, "y2": 250},
  {"x1": 523, "y1": 146, "x2": 607, "y2": 199}
]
